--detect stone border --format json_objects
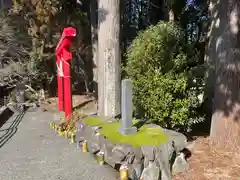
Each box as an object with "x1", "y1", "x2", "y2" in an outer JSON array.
[{"x1": 76, "y1": 119, "x2": 189, "y2": 180}]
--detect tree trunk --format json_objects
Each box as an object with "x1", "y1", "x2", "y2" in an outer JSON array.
[
  {"x1": 98, "y1": 0, "x2": 121, "y2": 117},
  {"x1": 208, "y1": 0, "x2": 240, "y2": 150},
  {"x1": 90, "y1": 0, "x2": 98, "y2": 97}
]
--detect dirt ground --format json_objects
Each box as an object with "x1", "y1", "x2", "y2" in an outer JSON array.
[
  {"x1": 41, "y1": 95, "x2": 240, "y2": 180},
  {"x1": 173, "y1": 137, "x2": 240, "y2": 180},
  {"x1": 40, "y1": 94, "x2": 97, "y2": 113}
]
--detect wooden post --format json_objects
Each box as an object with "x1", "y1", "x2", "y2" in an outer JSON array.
[{"x1": 98, "y1": 0, "x2": 121, "y2": 117}]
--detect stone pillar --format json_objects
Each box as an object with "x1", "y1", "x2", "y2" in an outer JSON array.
[{"x1": 119, "y1": 79, "x2": 137, "y2": 135}]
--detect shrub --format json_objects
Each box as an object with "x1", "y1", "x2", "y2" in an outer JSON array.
[{"x1": 124, "y1": 22, "x2": 204, "y2": 132}]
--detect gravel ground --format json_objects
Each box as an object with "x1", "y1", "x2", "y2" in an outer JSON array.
[{"x1": 0, "y1": 108, "x2": 118, "y2": 180}]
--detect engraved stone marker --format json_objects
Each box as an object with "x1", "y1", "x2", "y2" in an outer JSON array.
[{"x1": 119, "y1": 79, "x2": 137, "y2": 135}]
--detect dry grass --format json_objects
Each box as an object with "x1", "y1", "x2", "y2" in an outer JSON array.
[
  {"x1": 58, "y1": 110, "x2": 87, "y2": 132},
  {"x1": 42, "y1": 94, "x2": 97, "y2": 132},
  {"x1": 41, "y1": 95, "x2": 96, "y2": 113}
]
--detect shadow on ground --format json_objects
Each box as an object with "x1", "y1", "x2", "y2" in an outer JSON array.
[
  {"x1": 0, "y1": 107, "x2": 14, "y2": 129},
  {"x1": 0, "y1": 108, "x2": 26, "y2": 148}
]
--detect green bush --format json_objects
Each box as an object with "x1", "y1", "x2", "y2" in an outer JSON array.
[{"x1": 124, "y1": 22, "x2": 204, "y2": 132}]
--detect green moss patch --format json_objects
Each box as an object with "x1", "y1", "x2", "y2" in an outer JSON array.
[{"x1": 83, "y1": 116, "x2": 168, "y2": 147}]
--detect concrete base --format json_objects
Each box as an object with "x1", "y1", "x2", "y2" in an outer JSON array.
[{"x1": 118, "y1": 126, "x2": 137, "y2": 135}]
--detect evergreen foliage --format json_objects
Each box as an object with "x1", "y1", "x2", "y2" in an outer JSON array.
[{"x1": 125, "y1": 22, "x2": 205, "y2": 132}]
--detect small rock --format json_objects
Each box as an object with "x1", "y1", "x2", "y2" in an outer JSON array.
[
  {"x1": 172, "y1": 152, "x2": 189, "y2": 174},
  {"x1": 142, "y1": 146, "x2": 155, "y2": 168},
  {"x1": 155, "y1": 141, "x2": 174, "y2": 180},
  {"x1": 132, "y1": 161, "x2": 144, "y2": 179},
  {"x1": 140, "y1": 161, "x2": 160, "y2": 180}
]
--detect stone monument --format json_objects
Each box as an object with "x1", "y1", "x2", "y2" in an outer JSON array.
[{"x1": 119, "y1": 79, "x2": 137, "y2": 135}]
